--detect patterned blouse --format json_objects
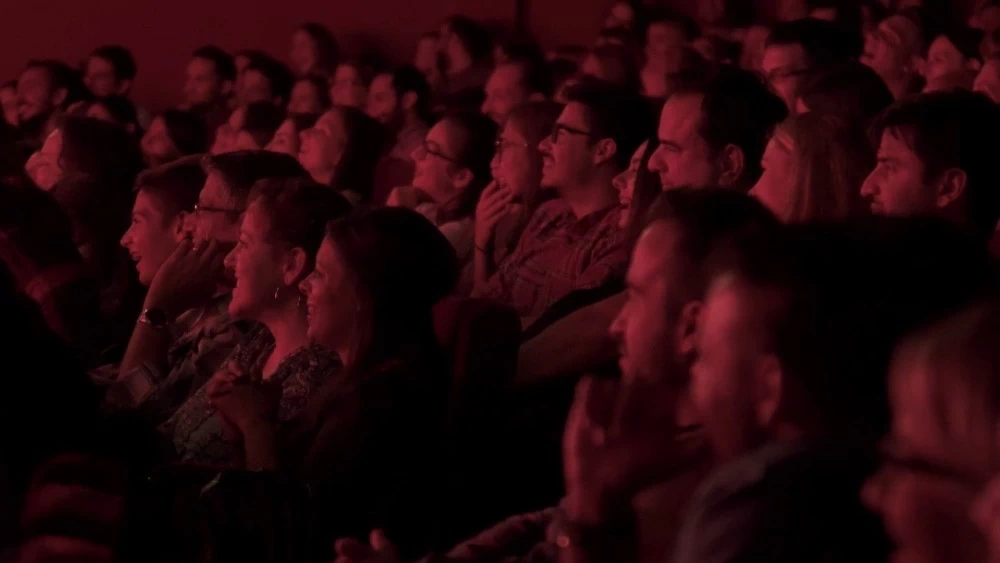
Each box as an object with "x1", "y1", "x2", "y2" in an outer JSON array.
[{"x1": 161, "y1": 325, "x2": 340, "y2": 466}]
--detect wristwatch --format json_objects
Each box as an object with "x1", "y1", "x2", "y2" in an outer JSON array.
[{"x1": 137, "y1": 308, "x2": 169, "y2": 329}]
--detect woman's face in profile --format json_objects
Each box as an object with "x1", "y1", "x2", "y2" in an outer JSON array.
[{"x1": 300, "y1": 238, "x2": 361, "y2": 350}]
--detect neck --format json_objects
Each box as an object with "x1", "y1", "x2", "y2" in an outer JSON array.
[
  {"x1": 259, "y1": 305, "x2": 310, "y2": 367},
  {"x1": 559, "y1": 172, "x2": 618, "y2": 219}
]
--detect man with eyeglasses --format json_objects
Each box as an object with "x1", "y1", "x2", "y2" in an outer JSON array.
[
  {"x1": 106, "y1": 150, "x2": 307, "y2": 424},
  {"x1": 761, "y1": 18, "x2": 859, "y2": 112},
  {"x1": 474, "y1": 77, "x2": 651, "y2": 328}
]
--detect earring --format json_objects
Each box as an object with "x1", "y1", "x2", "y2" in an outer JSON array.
[
  {"x1": 273, "y1": 286, "x2": 281, "y2": 301},
  {"x1": 297, "y1": 294, "x2": 303, "y2": 308}
]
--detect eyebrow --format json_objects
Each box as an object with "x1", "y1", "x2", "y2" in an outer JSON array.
[{"x1": 657, "y1": 139, "x2": 682, "y2": 150}]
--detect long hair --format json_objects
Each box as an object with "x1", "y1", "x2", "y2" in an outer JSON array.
[
  {"x1": 626, "y1": 138, "x2": 663, "y2": 248},
  {"x1": 323, "y1": 207, "x2": 458, "y2": 377},
  {"x1": 773, "y1": 113, "x2": 870, "y2": 222},
  {"x1": 330, "y1": 106, "x2": 387, "y2": 201}
]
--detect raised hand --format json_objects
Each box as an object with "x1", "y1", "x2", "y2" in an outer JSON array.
[
  {"x1": 144, "y1": 238, "x2": 228, "y2": 318},
  {"x1": 474, "y1": 181, "x2": 515, "y2": 251},
  {"x1": 333, "y1": 530, "x2": 401, "y2": 563}
]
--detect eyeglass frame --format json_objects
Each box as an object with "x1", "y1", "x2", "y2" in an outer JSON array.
[
  {"x1": 551, "y1": 123, "x2": 594, "y2": 144},
  {"x1": 193, "y1": 203, "x2": 243, "y2": 215},
  {"x1": 494, "y1": 137, "x2": 532, "y2": 163},
  {"x1": 417, "y1": 139, "x2": 460, "y2": 164}
]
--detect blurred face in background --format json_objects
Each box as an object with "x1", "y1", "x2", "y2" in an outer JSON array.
[
  {"x1": 537, "y1": 103, "x2": 599, "y2": 190},
  {"x1": 411, "y1": 118, "x2": 470, "y2": 206},
  {"x1": 481, "y1": 63, "x2": 529, "y2": 125},
  {"x1": 761, "y1": 43, "x2": 811, "y2": 111},
  {"x1": 121, "y1": 190, "x2": 188, "y2": 286},
  {"x1": 331, "y1": 64, "x2": 367, "y2": 109},
  {"x1": 648, "y1": 93, "x2": 716, "y2": 190},
  {"x1": 288, "y1": 79, "x2": 325, "y2": 114},
  {"x1": 184, "y1": 57, "x2": 226, "y2": 108},
  {"x1": 300, "y1": 237, "x2": 361, "y2": 350},
  {"x1": 84, "y1": 56, "x2": 125, "y2": 98},
  {"x1": 861, "y1": 129, "x2": 935, "y2": 217},
  {"x1": 141, "y1": 116, "x2": 181, "y2": 167},
  {"x1": 299, "y1": 109, "x2": 346, "y2": 181},
  {"x1": 750, "y1": 130, "x2": 796, "y2": 220},
  {"x1": 366, "y1": 73, "x2": 399, "y2": 125},
  {"x1": 604, "y1": 1, "x2": 636, "y2": 30},
  {"x1": 611, "y1": 141, "x2": 648, "y2": 229},
  {"x1": 646, "y1": 21, "x2": 688, "y2": 72},
  {"x1": 266, "y1": 118, "x2": 300, "y2": 156},
  {"x1": 491, "y1": 116, "x2": 540, "y2": 205},
  {"x1": 2, "y1": 84, "x2": 20, "y2": 127},
  {"x1": 973, "y1": 59, "x2": 1000, "y2": 103},
  {"x1": 924, "y1": 36, "x2": 977, "y2": 82},
  {"x1": 290, "y1": 29, "x2": 319, "y2": 76},
  {"x1": 17, "y1": 67, "x2": 62, "y2": 123},
  {"x1": 191, "y1": 172, "x2": 242, "y2": 245}
]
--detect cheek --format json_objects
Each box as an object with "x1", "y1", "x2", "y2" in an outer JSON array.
[{"x1": 883, "y1": 479, "x2": 980, "y2": 556}]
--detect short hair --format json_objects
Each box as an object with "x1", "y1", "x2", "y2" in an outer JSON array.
[
  {"x1": 932, "y1": 25, "x2": 985, "y2": 62},
  {"x1": 708, "y1": 216, "x2": 998, "y2": 442},
  {"x1": 158, "y1": 109, "x2": 208, "y2": 155},
  {"x1": 504, "y1": 52, "x2": 553, "y2": 97},
  {"x1": 89, "y1": 45, "x2": 137, "y2": 82},
  {"x1": 506, "y1": 100, "x2": 563, "y2": 147},
  {"x1": 246, "y1": 58, "x2": 294, "y2": 104},
  {"x1": 872, "y1": 90, "x2": 1000, "y2": 240},
  {"x1": 565, "y1": 77, "x2": 655, "y2": 172},
  {"x1": 644, "y1": 8, "x2": 701, "y2": 43},
  {"x1": 89, "y1": 96, "x2": 140, "y2": 131},
  {"x1": 58, "y1": 116, "x2": 142, "y2": 188},
  {"x1": 329, "y1": 107, "x2": 387, "y2": 201},
  {"x1": 338, "y1": 58, "x2": 383, "y2": 88},
  {"x1": 201, "y1": 150, "x2": 308, "y2": 207},
  {"x1": 440, "y1": 111, "x2": 498, "y2": 219},
  {"x1": 247, "y1": 177, "x2": 351, "y2": 264},
  {"x1": 388, "y1": 65, "x2": 432, "y2": 123},
  {"x1": 192, "y1": 45, "x2": 236, "y2": 83},
  {"x1": 297, "y1": 23, "x2": 340, "y2": 75},
  {"x1": 674, "y1": 66, "x2": 788, "y2": 189},
  {"x1": 447, "y1": 15, "x2": 493, "y2": 61},
  {"x1": 24, "y1": 60, "x2": 90, "y2": 109},
  {"x1": 134, "y1": 155, "x2": 207, "y2": 220},
  {"x1": 643, "y1": 187, "x2": 779, "y2": 298},
  {"x1": 241, "y1": 101, "x2": 286, "y2": 147},
  {"x1": 798, "y1": 61, "x2": 893, "y2": 127},
  {"x1": 765, "y1": 17, "x2": 863, "y2": 64},
  {"x1": 295, "y1": 74, "x2": 332, "y2": 110}
]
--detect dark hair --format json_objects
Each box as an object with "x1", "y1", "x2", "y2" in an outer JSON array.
[
  {"x1": 584, "y1": 45, "x2": 641, "y2": 93},
  {"x1": 89, "y1": 45, "x2": 137, "y2": 82},
  {"x1": 329, "y1": 106, "x2": 387, "y2": 201},
  {"x1": 295, "y1": 74, "x2": 332, "y2": 109},
  {"x1": 932, "y1": 25, "x2": 985, "y2": 62},
  {"x1": 241, "y1": 101, "x2": 286, "y2": 148},
  {"x1": 441, "y1": 111, "x2": 498, "y2": 219},
  {"x1": 766, "y1": 17, "x2": 863, "y2": 65},
  {"x1": 158, "y1": 109, "x2": 208, "y2": 155},
  {"x1": 799, "y1": 61, "x2": 893, "y2": 128},
  {"x1": 297, "y1": 23, "x2": 340, "y2": 75},
  {"x1": 89, "y1": 96, "x2": 140, "y2": 132},
  {"x1": 201, "y1": 150, "x2": 308, "y2": 207},
  {"x1": 503, "y1": 51, "x2": 553, "y2": 97},
  {"x1": 246, "y1": 58, "x2": 295, "y2": 105},
  {"x1": 547, "y1": 58, "x2": 580, "y2": 93},
  {"x1": 388, "y1": 66, "x2": 432, "y2": 123},
  {"x1": 234, "y1": 49, "x2": 271, "y2": 68},
  {"x1": 287, "y1": 111, "x2": 321, "y2": 133},
  {"x1": 872, "y1": 90, "x2": 1000, "y2": 240},
  {"x1": 674, "y1": 66, "x2": 788, "y2": 189},
  {"x1": 643, "y1": 187, "x2": 779, "y2": 297},
  {"x1": 24, "y1": 60, "x2": 90, "y2": 109},
  {"x1": 134, "y1": 155, "x2": 207, "y2": 220},
  {"x1": 807, "y1": 0, "x2": 865, "y2": 35},
  {"x1": 324, "y1": 206, "x2": 458, "y2": 374},
  {"x1": 338, "y1": 58, "x2": 382, "y2": 88},
  {"x1": 58, "y1": 116, "x2": 142, "y2": 190},
  {"x1": 446, "y1": 15, "x2": 493, "y2": 62},
  {"x1": 564, "y1": 77, "x2": 654, "y2": 172},
  {"x1": 192, "y1": 45, "x2": 236, "y2": 83},
  {"x1": 709, "y1": 217, "x2": 998, "y2": 443},
  {"x1": 644, "y1": 8, "x2": 701, "y2": 43},
  {"x1": 248, "y1": 177, "x2": 351, "y2": 268}
]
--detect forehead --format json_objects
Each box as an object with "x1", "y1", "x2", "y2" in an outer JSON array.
[
  {"x1": 648, "y1": 21, "x2": 684, "y2": 40},
  {"x1": 878, "y1": 128, "x2": 921, "y2": 162},
  {"x1": 19, "y1": 67, "x2": 51, "y2": 86},
  {"x1": 336, "y1": 64, "x2": 360, "y2": 79},
  {"x1": 658, "y1": 93, "x2": 703, "y2": 139},
  {"x1": 630, "y1": 221, "x2": 686, "y2": 287},
  {"x1": 702, "y1": 276, "x2": 768, "y2": 340},
  {"x1": 133, "y1": 190, "x2": 166, "y2": 216},
  {"x1": 317, "y1": 109, "x2": 343, "y2": 131},
  {"x1": 244, "y1": 69, "x2": 270, "y2": 86},
  {"x1": 189, "y1": 57, "x2": 217, "y2": 75},
  {"x1": 201, "y1": 171, "x2": 233, "y2": 203},
  {"x1": 292, "y1": 80, "x2": 318, "y2": 95},
  {"x1": 761, "y1": 43, "x2": 808, "y2": 69},
  {"x1": 87, "y1": 56, "x2": 115, "y2": 72},
  {"x1": 490, "y1": 64, "x2": 525, "y2": 86},
  {"x1": 930, "y1": 36, "x2": 961, "y2": 56},
  {"x1": 370, "y1": 74, "x2": 394, "y2": 92},
  {"x1": 241, "y1": 200, "x2": 269, "y2": 232},
  {"x1": 558, "y1": 102, "x2": 591, "y2": 129},
  {"x1": 427, "y1": 119, "x2": 460, "y2": 152}
]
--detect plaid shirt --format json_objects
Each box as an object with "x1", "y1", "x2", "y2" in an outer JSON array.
[{"x1": 477, "y1": 200, "x2": 628, "y2": 325}]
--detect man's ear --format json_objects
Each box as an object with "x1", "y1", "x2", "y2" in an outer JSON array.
[
  {"x1": 172, "y1": 212, "x2": 191, "y2": 242},
  {"x1": 592, "y1": 138, "x2": 618, "y2": 167},
  {"x1": 675, "y1": 300, "x2": 703, "y2": 366},
  {"x1": 51, "y1": 87, "x2": 68, "y2": 108},
  {"x1": 934, "y1": 167, "x2": 967, "y2": 209},
  {"x1": 716, "y1": 143, "x2": 745, "y2": 187},
  {"x1": 116, "y1": 79, "x2": 132, "y2": 96},
  {"x1": 401, "y1": 91, "x2": 418, "y2": 112},
  {"x1": 451, "y1": 167, "x2": 473, "y2": 191},
  {"x1": 752, "y1": 354, "x2": 783, "y2": 429}
]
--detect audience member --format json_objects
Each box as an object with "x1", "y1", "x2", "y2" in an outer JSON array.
[
  {"x1": 923, "y1": 26, "x2": 984, "y2": 84},
  {"x1": 579, "y1": 44, "x2": 641, "y2": 93},
  {"x1": 762, "y1": 18, "x2": 860, "y2": 111},
  {"x1": 290, "y1": 22, "x2": 340, "y2": 77},
  {"x1": 215, "y1": 207, "x2": 457, "y2": 556},
  {"x1": 751, "y1": 113, "x2": 869, "y2": 222},
  {"x1": 971, "y1": 0, "x2": 1000, "y2": 34},
  {"x1": 866, "y1": 300, "x2": 1000, "y2": 563},
  {"x1": 16, "y1": 60, "x2": 89, "y2": 150},
  {"x1": 480, "y1": 56, "x2": 549, "y2": 125},
  {"x1": 332, "y1": 59, "x2": 380, "y2": 109},
  {"x1": 265, "y1": 112, "x2": 320, "y2": 157},
  {"x1": 288, "y1": 74, "x2": 332, "y2": 114},
  {"x1": 299, "y1": 106, "x2": 386, "y2": 202},
  {"x1": 641, "y1": 11, "x2": 700, "y2": 98},
  {"x1": 140, "y1": 109, "x2": 207, "y2": 167},
  {"x1": 862, "y1": 13, "x2": 926, "y2": 99},
  {"x1": 240, "y1": 57, "x2": 294, "y2": 108},
  {"x1": 367, "y1": 66, "x2": 432, "y2": 162},
  {"x1": 232, "y1": 49, "x2": 271, "y2": 106},
  {"x1": 83, "y1": 94, "x2": 140, "y2": 130},
  {"x1": 862, "y1": 90, "x2": 1000, "y2": 243},
  {"x1": 163, "y1": 178, "x2": 349, "y2": 465},
  {"x1": 475, "y1": 78, "x2": 651, "y2": 326},
  {"x1": 973, "y1": 58, "x2": 1000, "y2": 102},
  {"x1": 108, "y1": 151, "x2": 306, "y2": 423},
  {"x1": 796, "y1": 60, "x2": 894, "y2": 125},
  {"x1": 211, "y1": 101, "x2": 286, "y2": 154},
  {"x1": 83, "y1": 45, "x2": 137, "y2": 102},
  {"x1": 648, "y1": 66, "x2": 788, "y2": 192},
  {"x1": 474, "y1": 101, "x2": 561, "y2": 288},
  {"x1": 414, "y1": 31, "x2": 445, "y2": 91},
  {"x1": 437, "y1": 15, "x2": 494, "y2": 111},
  {"x1": 183, "y1": 46, "x2": 236, "y2": 139},
  {"x1": 603, "y1": 0, "x2": 639, "y2": 31}
]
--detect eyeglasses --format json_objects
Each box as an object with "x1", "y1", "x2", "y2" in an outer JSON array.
[
  {"x1": 417, "y1": 139, "x2": 458, "y2": 163},
  {"x1": 763, "y1": 67, "x2": 813, "y2": 84},
  {"x1": 551, "y1": 123, "x2": 593, "y2": 144},
  {"x1": 193, "y1": 203, "x2": 242, "y2": 215},
  {"x1": 494, "y1": 138, "x2": 532, "y2": 162}
]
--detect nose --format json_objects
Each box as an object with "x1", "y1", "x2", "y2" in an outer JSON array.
[
  {"x1": 223, "y1": 246, "x2": 237, "y2": 272},
  {"x1": 648, "y1": 146, "x2": 665, "y2": 173},
  {"x1": 299, "y1": 274, "x2": 313, "y2": 297},
  {"x1": 608, "y1": 305, "x2": 627, "y2": 341},
  {"x1": 860, "y1": 171, "x2": 878, "y2": 198},
  {"x1": 412, "y1": 144, "x2": 427, "y2": 162},
  {"x1": 612, "y1": 169, "x2": 627, "y2": 193},
  {"x1": 860, "y1": 468, "x2": 888, "y2": 514},
  {"x1": 120, "y1": 228, "x2": 132, "y2": 249},
  {"x1": 538, "y1": 135, "x2": 553, "y2": 155}
]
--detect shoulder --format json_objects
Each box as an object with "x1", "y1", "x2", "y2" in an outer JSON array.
[{"x1": 527, "y1": 200, "x2": 571, "y2": 229}]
